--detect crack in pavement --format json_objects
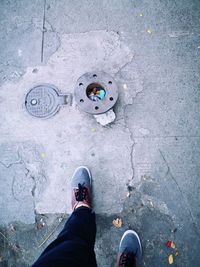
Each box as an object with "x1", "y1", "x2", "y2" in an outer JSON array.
[
  {"x1": 11, "y1": 174, "x2": 19, "y2": 201},
  {"x1": 0, "y1": 147, "x2": 45, "y2": 218},
  {"x1": 113, "y1": 60, "x2": 146, "y2": 192},
  {"x1": 159, "y1": 149, "x2": 200, "y2": 236},
  {"x1": 44, "y1": 19, "x2": 61, "y2": 60},
  {"x1": 30, "y1": 175, "x2": 37, "y2": 198},
  {"x1": 41, "y1": 0, "x2": 47, "y2": 63},
  {"x1": 123, "y1": 97, "x2": 135, "y2": 187},
  {"x1": 0, "y1": 157, "x2": 21, "y2": 169}
]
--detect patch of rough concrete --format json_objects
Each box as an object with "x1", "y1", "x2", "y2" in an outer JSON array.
[
  {"x1": 2, "y1": 186, "x2": 198, "y2": 267},
  {"x1": 132, "y1": 137, "x2": 200, "y2": 228},
  {"x1": 0, "y1": 1, "x2": 44, "y2": 85},
  {"x1": 0, "y1": 30, "x2": 138, "y2": 223},
  {"x1": 0, "y1": 142, "x2": 47, "y2": 225}
]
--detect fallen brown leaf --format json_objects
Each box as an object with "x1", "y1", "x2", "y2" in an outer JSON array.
[
  {"x1": 112, "y1": 218, "x2": 122, "y2": 228},
  {"x1": 175, "y1": 251, "x2": 179, "y2": 257}
]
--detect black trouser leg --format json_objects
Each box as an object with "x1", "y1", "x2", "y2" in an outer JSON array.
[{"x1": 32, "y1": 207, "x2": 97, "y2": 267}]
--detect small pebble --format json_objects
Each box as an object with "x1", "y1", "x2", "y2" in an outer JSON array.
[
  {"x1": 147, "y1": 29, "x2": 152, "y2": 34},
  {"x1": 123, "y1": 84, "x2": 128, "y2": 90},
  {"x1": 32, "y1": 68, "x2": 38, "y2": 73}
]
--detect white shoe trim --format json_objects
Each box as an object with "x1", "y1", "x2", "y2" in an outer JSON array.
[{"x1": 119, "y1": 230, "x2": 142, "y2": 254}]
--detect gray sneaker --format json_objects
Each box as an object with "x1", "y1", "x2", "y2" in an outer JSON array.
[
  {"x1": 71, "y1": 166, "x2": 92, "y2": 210},
  {"x1": 116, "y1": 230, "x2": 142, "y2": 267}
]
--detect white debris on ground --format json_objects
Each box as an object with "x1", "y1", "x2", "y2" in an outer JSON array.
[{"x1": 93, "y1": 109, "x2": 116, "y2": 126}]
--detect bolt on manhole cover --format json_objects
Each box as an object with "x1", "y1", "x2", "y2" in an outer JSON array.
[
  {"x1": 25, "y1": 84, "x2": 71, "y2": 118},
  {"x1": 74, "y1": 71, "x2": 118, "y2": 115}
]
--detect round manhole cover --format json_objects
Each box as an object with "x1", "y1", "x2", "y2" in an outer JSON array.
[
  {"x1": 25, "y1": 84, "x2": 60, "y2": 118},
  {"x1": 74, "y1": 71, "x2": 118, "y2": 115}
]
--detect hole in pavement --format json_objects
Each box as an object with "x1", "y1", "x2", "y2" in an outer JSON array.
[
  {"x1": 108, "y1": 81, "x2": 112, "y2": 84},
  {"x1": 95, "y1": 106, "x2": 99, "y2": 110},
  {"x1": 79, "y1": 83, "x2": 83, "y2": 86},
  {"x1": 109, "y1": 97, "x2": 113, "y2": 101},
  {"x1": 86, "y1": 83, "x2": 106, "y2": 101},
  {"x1": 80, "y1": 99, "x2": 84, "y2": 103}
]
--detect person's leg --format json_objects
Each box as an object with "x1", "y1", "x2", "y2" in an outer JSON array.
[
  {"x1": 57, "y1": 206, "x2": 96, "y2": 248},
  {"x1": 115, "y1": 230, "x2": 142, "y2": 267},
  {"x1": 32, "y1": 166, "x2": 97, "y2": 267}
]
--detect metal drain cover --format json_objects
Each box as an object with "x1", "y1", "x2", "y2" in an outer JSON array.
[
  {"x1": 74, "y1": 71, "x2": 118, "y2": 115},
  {"x1": 25, "y1": 84, "x2": 71, "y2": 118}
]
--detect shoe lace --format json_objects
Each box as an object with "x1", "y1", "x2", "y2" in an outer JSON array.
[
  {"x1": 75, "y1": 183, "x2": 88, "y2": 201},
  {"x1": 119, "y1": 252, "x2": 135, "y2": 267}
]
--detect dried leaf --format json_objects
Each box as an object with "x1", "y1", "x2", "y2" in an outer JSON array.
[
  {"x1": 41, "y1": 153, "x2": 45, "y2": 159},
  {"x1": 166, "y1": 241, "x2": 171, "y2": 247},
  {"x1": 175, "y1": 251, "x2": 179, "y2": 257},
  {"x1": 168, "y1": 254, "x2": 174, "y2": 265},
  {"x1": 166, "y1": 241, "x2": 176, "y2": 249},
  {"x1": 139, "y1": 13, "x2": 143, "y2": 17},
  {"x1": 171, "y1": 242, "x2": 176, "y2": 249},
  {"x1": 112, "y1": 218, "x2": 122, "y2": 228},
  {"x1": 91, "y1": 128, "x2": 96, "y2": 132},
  {"x1": 147, "y1": 29, "x2": 152, "y2": 34}
]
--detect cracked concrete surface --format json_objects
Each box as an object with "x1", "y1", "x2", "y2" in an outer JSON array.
[
  {"x1": 0, "y1": 0, "x2": 200, "y2": 266},
  {"x1": 0, "y1": 29, "x2": 134, "y2": 218}
]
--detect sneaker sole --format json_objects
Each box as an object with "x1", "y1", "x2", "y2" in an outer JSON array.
[
  {"x1": 119, "y1": 230, "x2": 142, "y2": 254},
  {"x1": 72, "y1": 165, "x2": 92, "y2": 186}
]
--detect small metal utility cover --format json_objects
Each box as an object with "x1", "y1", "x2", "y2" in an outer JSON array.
[
  {"x1": 74, "y1": 71, "x2": 118, "y2": 115},
  {"x1": 25, "y1": 84, "x2": 67, "y2": 118}
]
